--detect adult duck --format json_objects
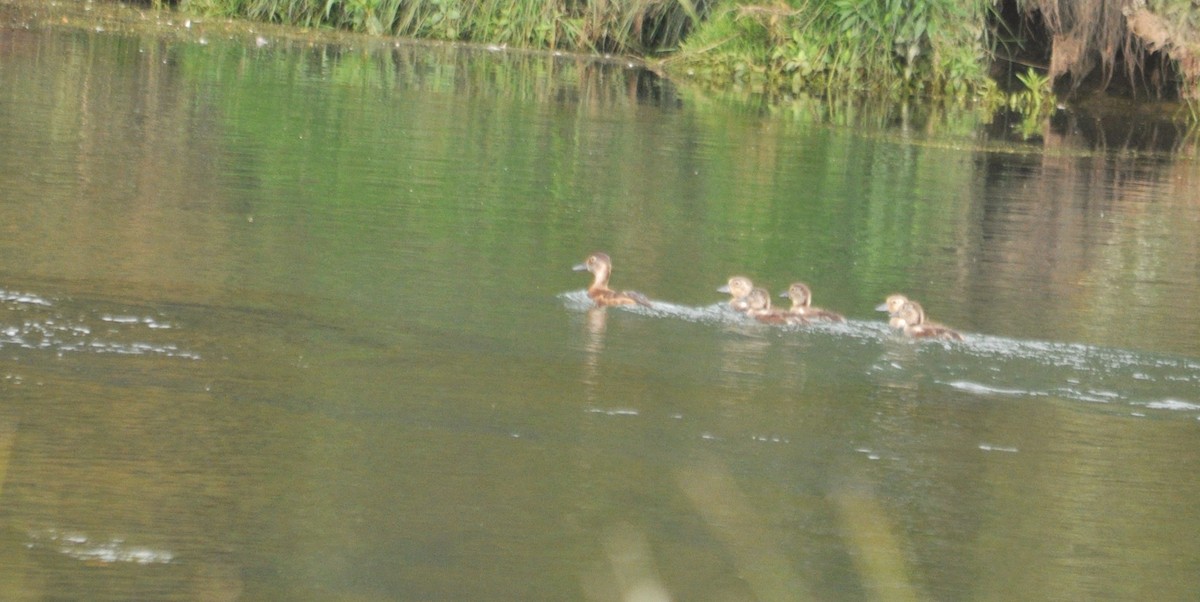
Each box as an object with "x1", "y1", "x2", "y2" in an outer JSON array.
[{"x1": 573, "y1": 252, "x2": 652, "y2": 308}]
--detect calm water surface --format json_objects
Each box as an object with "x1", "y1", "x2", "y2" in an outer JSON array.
[{"x1": 1, "y1": 15, "x2": 1199, "y2": 601}]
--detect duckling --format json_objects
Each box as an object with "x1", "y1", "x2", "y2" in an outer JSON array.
[
  {"x1": 779, "y1": 282, "x2": 845, "y2": 322},
  {"x1": 572, "y1": 252, "x2": 652, "y2": 308},
  {"x1": 875, "y1": 293, "x2": 910, "y2": 328},
  {"x1": 717, "y1": 276, "x2": 754, "y2": 312},
  {"x1": 746, "y1": 287, "x2": 806, "y2": 325},
  {"x1": 894, "y1": 301, "x2": 963, "y2": 341},
  {"x1": 876, "y1": 294, "x2": 962, "y2": 341}
]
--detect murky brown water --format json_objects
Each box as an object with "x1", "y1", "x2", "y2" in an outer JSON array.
[{"x1": 1, "y1": 9, "x2": 1199, "y2": 600}]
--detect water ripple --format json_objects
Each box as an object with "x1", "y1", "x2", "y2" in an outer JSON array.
[
  {"x1": 944, "y1": 381, "x2": 1038, "y2": 397},
  {"x1": 978, "y1": 443, "x2": 1019, "y2": 453},
  {"x1": 1, "y1": 289, "x2": 199, "y2": 359},
  {"x1": 0, "y1": 289, "x2": 52, "y2": 306},
  {"x1": 1143, "y1": 400, "x2": 1200, "y2": 411},
  {"x1": 25, "y1": 529, "x2": 174, "y2": 565},
  {"x1": 562, "y1": 290, "x2": 1200, "y2": 414}
]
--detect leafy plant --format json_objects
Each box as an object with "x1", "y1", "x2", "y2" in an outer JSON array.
[{"x1": 1009, "y1": 67, "x2": 1056, "y2": 117}]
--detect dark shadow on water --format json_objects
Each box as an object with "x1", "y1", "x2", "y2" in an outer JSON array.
[{"x1": 983, "y1": 104, "x2": 1197, "y2": 154}]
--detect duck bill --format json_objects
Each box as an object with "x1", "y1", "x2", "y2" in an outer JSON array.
[
  {"x1": 874, "y1": 303, "x2": 889, "y2": 312},
  {"x1": 779, "y1": 291, "x2": 790, "y2": 298},
  {"x1": 572, "y1": 263, "x2": 589, "y2": 272},
  {"x1": 716, "y1": 285, "x2": 731, "y2": 294}
]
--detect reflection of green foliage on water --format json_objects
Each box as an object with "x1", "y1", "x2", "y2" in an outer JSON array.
[{"x1": 176, "y1": 36, "x2": 981, "y2": 286}]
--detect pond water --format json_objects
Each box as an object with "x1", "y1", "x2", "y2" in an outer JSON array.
[{"x1": 1, "y1": 10, "x2": 1200, "y2": 601}]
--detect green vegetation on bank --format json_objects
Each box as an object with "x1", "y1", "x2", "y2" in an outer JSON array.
[
  {"x1": 173, "y1": 0, "x2": 1002, "y2": 100},
  {"x1": 179, "y1": 0, "x2": 700, "y2": 53},
  {"x1": 149, "y1": 0, "x2": 1200, "y2": 112},
  {"x1": 669, "y1": 1, "x2": 997, "y2": 102}
]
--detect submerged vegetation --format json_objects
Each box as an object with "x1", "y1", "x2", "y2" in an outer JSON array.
[{"x1": 119, "y1": 0, "x2": 1200, "y2": 116}]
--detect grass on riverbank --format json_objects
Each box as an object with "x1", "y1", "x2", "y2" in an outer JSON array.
[{"x1": 178, "y1": 0, "x2": 703, "y2": 54}]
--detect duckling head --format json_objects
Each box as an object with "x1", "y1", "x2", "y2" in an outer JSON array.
[
  {"x1": 780, "y1": 282, "x2": 813, "y2": 307},
  {"x1": 875, "y1": 293, "x2": 910, "y2": 315},
  {"x1": 717, "y1": 276, "x2": 754, "y2": 298}
]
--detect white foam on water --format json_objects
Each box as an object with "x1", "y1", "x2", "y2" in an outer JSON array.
[
  {"x1": 561, "y1": 290, "x2": 896, "y2": 338},
  {"x1": 585, "y1": 407, "x2": 640, "y2": 417},
  {"x1": 1144, "y1": 399, "x2": 1200, "y2": 411},
  {"x1": 560, "y1": 290, "x2": 1200, "y2": 417},
  {"x1": 944, "y1": 380, "x2": 1036, "y2": 397},
  {"x1": 26, "y1": 529, "x2": 174, "y2": 565},
  {"x1": 979, "y1": 443, "x2": 1019, "y2": 453},
  {"x1": 0, "y1": 289, "x2": 52, "y2": 306}
]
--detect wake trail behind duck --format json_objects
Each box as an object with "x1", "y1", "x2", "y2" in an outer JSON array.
[{"x1": 562, "y1": 290, "x2": 1200, "y2": 413}]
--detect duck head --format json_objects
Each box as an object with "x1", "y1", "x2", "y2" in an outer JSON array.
[
  {"x1": 875, "y1": 294, "x2": 910, "y2": 315},
  {"x1": 573, "y1": 252, "x2": 613, "y2": 284},
  {"x1": 780, "y1": 282, "x2": 813, "y2": 307},
  {"x1": 717, "y1": 276, "x2": 754, "y2": 297}
]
